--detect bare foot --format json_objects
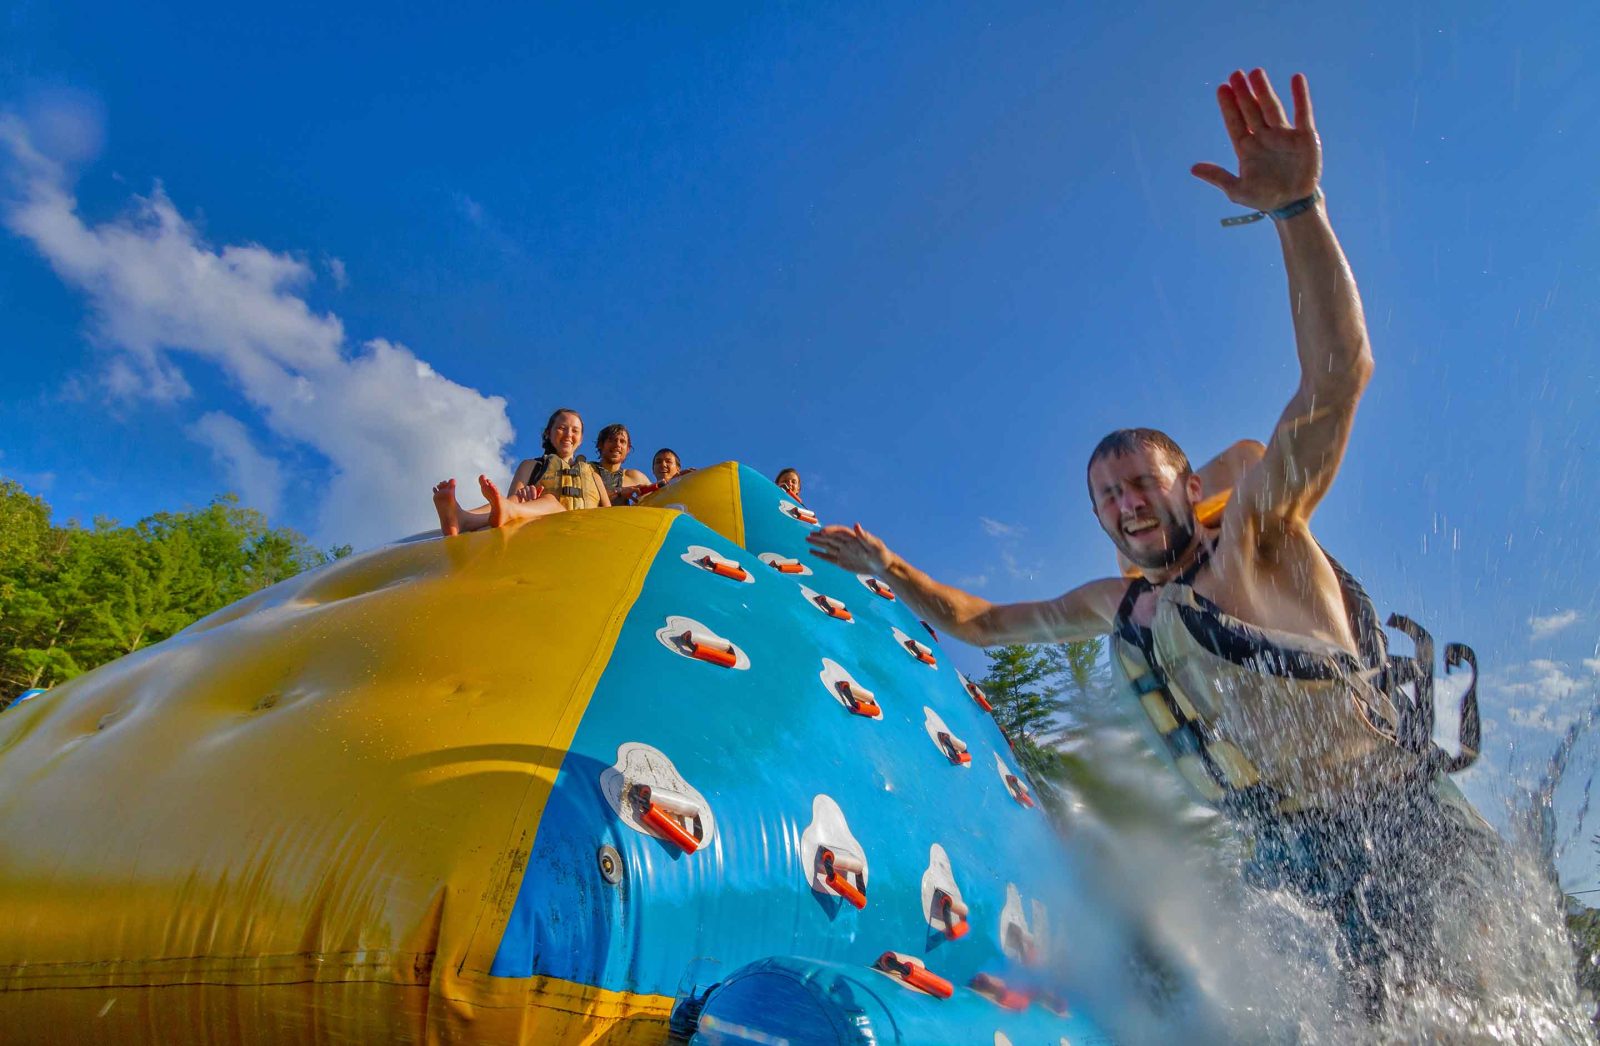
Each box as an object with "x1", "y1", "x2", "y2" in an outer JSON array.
[
  {"x1": 432, "y1": 479, "x2": 461, "y2": 537},
  {"x1": 479, "y1": 474, "x2": 507, "y2": 528}
]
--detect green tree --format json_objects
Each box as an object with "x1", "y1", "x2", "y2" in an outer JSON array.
[
  {"x1": 977, "y1": 639, "x2": 1106, "y2": 816},
  {"x1": 0, "y1": 482, "x2": 325, "y2": 704}
]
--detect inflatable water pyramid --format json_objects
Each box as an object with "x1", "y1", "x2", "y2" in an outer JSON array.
[{"x1": 0, "y1": 463, "x2": 1111, "y2": 1044}]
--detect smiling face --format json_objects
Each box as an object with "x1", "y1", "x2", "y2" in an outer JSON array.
[
  {"x1": 651, "y1": 450, "x2": 680, "y2": 483},
  {"x1": 598, "y1": 428, "x2": 630, "y2": 468},
  {"x1": 546, "y1": 411, "x2": 583, "y2": 460},
  {"x1": 776, "y1": 469, "x2": 801, "y2": 499},
  {"x1": 1087, "y1": 445, "x2": 1202, "y2": 571}
]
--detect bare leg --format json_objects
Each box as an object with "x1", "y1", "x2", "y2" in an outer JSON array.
[
  {"x1": 432, "y1": 479, "x2": 462, "y2": 537},
  {"x1": 478, "y1": 475, "x2": 565, "y2": 529}
]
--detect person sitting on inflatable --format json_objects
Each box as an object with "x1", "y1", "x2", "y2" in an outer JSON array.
[
  {"x1": 808, "y1": 68, "x2": 1498, "y2": 1018},
  {"x1": 776, "y1": 468, "x2": 803, "y2": 504},
  {"x1": 592, "y1": 423, "x2": 654, "y2": 505},
  {"x1": 651, "y1": 447, "x2": 683, "y2": 485},
  {"x1": 430, "y1": 407, "x2": 610, "y2": 536}
]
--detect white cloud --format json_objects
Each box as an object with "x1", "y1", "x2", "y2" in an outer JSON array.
[
  {"x1": 454, "y1": 192, "x2": 485, "y2": 227},
  {"x1": 1585, "y1": 659, "x2": 1600, "y2": 675},
  {"x1": 976, "y1": 516, "x2": 1038, "y2": 580},
  {"x1": 188, "y1": 411, "x2": 285, "y2": 519},
  {"x1": 1, "y1": 111, "x2": 514, "y2": 549},
  {"x1": 324, "y1": 256, "x2": 347, "y2": 290},
  {"x1": 979, "y1": 516, "x2": 1021, "y2": 538},
  {"x1": 1491, "y1": 658, "x2": 1596, "y2": 733},
  {"x1": 1529, "y1": 609, "x2": 1580, "y2": 640}
]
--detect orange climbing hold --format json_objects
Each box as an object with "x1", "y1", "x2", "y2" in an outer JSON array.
[
  {"x1": 836, "y1": 681, "x2": 881, "y2": 719},
  {"x1": 697, "y1": 554, "x2": 749, "y2": 582},
  {"x1": 877, "y1": 952, "x2": 954, "y2": 999},
  {"x1": 770, "y1": 556, "x2": 806, "y2": 574},
  {"x1": 812, "y1": 594, "x2": 853, "y2": 621},
  {"x1": 964, "y1": 677, "x2": 994, "y2": 713},
  {"x1": 632, "y1": 784, "x2": 703, "y2": 854},
  {"x1": 936, "y1": 730, "x2": 972, "y2": 766},
  {"x1": 679, "y1": 630, "x2": 738, "y2": 668},
  {"x1": 865, "y1": 576, "x2": 896, "y2": 600},
  {"x1": 903, "y1": 637, "x2": 937, "y2": 666},
  {"x1": 819, "y1": 848, "x2": 868, "y2": 909},
  {"x1": 1005, "y1": 773, "x2": 1036, "y2": 809},
  {"x1": 934, "y1": 889, "x2": 969, "y2": 939},
  {"x1": 971, "y1": 972, "x2": 1033, "y2": 1012}
]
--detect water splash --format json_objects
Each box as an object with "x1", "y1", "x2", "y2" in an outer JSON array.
[{"x1": 1052, "y1": 684, "x2": 1593, "y2": 1042}]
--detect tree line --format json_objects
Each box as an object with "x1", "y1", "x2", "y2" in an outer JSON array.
[{"x1": 0, "y1": 478, "x2": 344, "y2": 705}]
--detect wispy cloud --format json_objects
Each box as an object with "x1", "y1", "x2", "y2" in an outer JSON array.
[
  {"x1": 453, "y1": 192, "x2": 486, "y2": 227},
  {"x1": 188, "y1": 411, "x2": 285, "y2": 519},
  {"x1": 1529, "y1": 609, "x2": 1580, "y2": 640},
  {"x1": 323, "y1": 256, "x2": 347, "y2": 290},
  {"x1": 0, "y1": 107, "x2": 514, "y2": 548},
  {"x1": 1491, "y1": 657, "x2": 1598, "y2": 733},
  {"x1": 977, "y1": 516, "x2": 1038, "y2": 581},
  {"x1": 979, "y1": 516, "x2": 1022, "y2": 538}
]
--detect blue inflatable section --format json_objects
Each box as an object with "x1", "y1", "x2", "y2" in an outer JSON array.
[
  {"x1": 490, "y1": 465, "x2": 1104, "y2": 1041},
  {"x1": 690, "y1": 956, "x2": 1110, "y2": 1045}
]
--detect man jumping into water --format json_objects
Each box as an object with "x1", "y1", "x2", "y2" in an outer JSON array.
[{"x1": 809, "y1": 68, "x2": 1497, "y2": 1016}]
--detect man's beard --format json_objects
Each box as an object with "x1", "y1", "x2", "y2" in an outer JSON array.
[{"x1": 1122, "y1": 514, "x2": 1197, "y2": 570}]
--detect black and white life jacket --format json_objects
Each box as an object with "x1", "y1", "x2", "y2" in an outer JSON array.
[{"x1": 1110, "y1": 545, "x2": 1479, "y2": 818}]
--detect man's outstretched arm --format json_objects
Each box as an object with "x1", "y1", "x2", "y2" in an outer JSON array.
[
  {"x1": 806, "y1": 523, "x2": 1122, "y2": 646},
  {"x1": 1192, "y1": 70, "x2": 1373, "y2": 537}
]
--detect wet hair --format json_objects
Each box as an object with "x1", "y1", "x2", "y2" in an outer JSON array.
[
  {"x1": 541, "y1": 408, "x2": 583, "y2": 456},
  {"x1": 595, "y1": 423, "x2": 630, "y2": 453},
  {"x1": 1085, "y1": 428, "x2": 1192, "y2": 492},
  {"x1": 775, "y1": 468, "x2": 799, "y2": 486}
]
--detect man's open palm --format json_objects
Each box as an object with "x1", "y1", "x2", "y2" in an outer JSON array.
[{"x1": 1192, "y1": 69, "x2": 1321, "y2": 212}]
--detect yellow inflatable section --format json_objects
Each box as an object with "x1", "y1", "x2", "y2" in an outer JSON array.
[{"x1": 0, "y1": 507, "x2": 676, "y2": 1044}]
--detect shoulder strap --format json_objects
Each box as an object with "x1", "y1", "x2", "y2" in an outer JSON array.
[
  {"x1": 526, "y1": 455, "x2": 555, "y2": 487},
  {"x1": 1172, "y1": 540, "x2": 1215, "y2": 587}
]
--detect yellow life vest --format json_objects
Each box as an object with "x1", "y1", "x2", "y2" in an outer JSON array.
[{"x1": 533, "y1": 454, "x2": 606, "y2": 510}]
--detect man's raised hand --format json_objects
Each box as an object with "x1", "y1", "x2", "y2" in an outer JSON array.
[
  {"x1": 1191, "y1": 69, "x2": 1321, "y2": 213},
  {"x1": 807, "y1": 523, "x2": 892, "y2": 575}
]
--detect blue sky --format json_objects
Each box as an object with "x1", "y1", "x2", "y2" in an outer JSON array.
[{"x1": 3, "y1": 2, "x2": 1599, "y2": 887}]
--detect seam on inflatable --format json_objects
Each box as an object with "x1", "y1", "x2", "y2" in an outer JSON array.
[{"x1": 458, "y1": 512, "x2": 678, "y2": 976}]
